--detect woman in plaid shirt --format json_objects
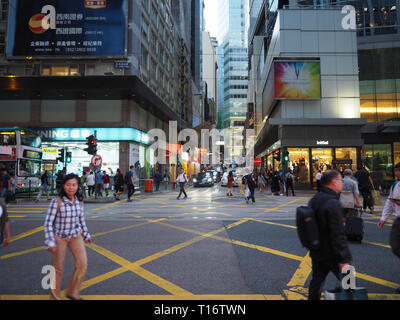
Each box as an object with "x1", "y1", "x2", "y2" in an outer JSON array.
[{"x1": 44, "y1": 173, "x2": 93, "y2": 300}]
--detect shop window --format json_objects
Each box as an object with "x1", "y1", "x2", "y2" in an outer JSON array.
[
  {"x1": 267, "y1": 153, "x2": 273, "y2": 170},
  {"x1": 312, "y1": 148, "x2": 333, "y2": 174},
  {"x1": 394, "y1": 142, "x2": 400, "y2": 166},
  {"x1": 51, "y1": 66, "x2": 69, "y2": 76},
  {"x1": 287, "y1": 148, "x2": 310, "y2": 183},
  {"x1": 335, "y1": 148, "x2": 357, "y2": 173},
  {"x1": 364, "y1": 144, "x2": 393, "y2": 181}
]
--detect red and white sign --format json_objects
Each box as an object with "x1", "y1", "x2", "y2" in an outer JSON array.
[
  {"x1": 0, "y1": 147, "x2": 16, "y2": 161},
  {"x1": 254, "y1": 158, "x2": 262, "y2": 166},
  {"x1": 91, "y1": 154, "x2": 102, "y2": 167}
]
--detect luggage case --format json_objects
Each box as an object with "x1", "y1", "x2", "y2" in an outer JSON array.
[{"x1": 345, "y1": 209, "x2": 364, "y2": 243}]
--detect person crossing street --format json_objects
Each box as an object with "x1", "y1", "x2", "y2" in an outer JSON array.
[{"x1": 176, "y1": 168, "x2": 188, "y2": 200}]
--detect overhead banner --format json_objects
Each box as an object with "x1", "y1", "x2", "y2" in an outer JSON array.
[
  {"x1": 274, "y1": 61, "x2": 321, "y2": 99},
  {"x1": 6, "y1": 0, "x2": 127, "y2": 57}
]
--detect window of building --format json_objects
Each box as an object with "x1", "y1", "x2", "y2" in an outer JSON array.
[
  {"x1": 41, "y1": 65, "x2": 78, "y2": 76},
  {"x1": 141, "y1": 46, "x2": 149, "y2": 70},
  {"x1": 0, "y1": 33, "x2": 5, "y2": 54},
  {"x1": 287, "y1": 148, "x2": 310, "y2": 183},
  {"x1": 394, "y1": 142, "x2": 400, "y2": 166},
  {"x1": 365, "y1": 144, "x2": 393, "y2": 181},
  {"x1": 1, "y1": 0, "x2": 8, "y2": 21},
  {"x1": 312, "y1": 148, "x2": 333, "y2": 175},
  {"x1": 335, "y1": 147, "x2": 357, "y2": 173},
  {"x1": 141, "y1": 16, "x2": 149, "y2": 40}
]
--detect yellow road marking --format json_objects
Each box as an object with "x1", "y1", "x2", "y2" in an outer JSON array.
[
  {"x1": 91, "y1": 219, "x2": 165, "y2": 238},
  {"x1": 258, "y1": 198, "x2": 304, "y2": 216},
  {"x1": 3, "y1": 220, "x2": 164, "y2": 261},
  {"x1": 356, "y1": 273, "x2": 400, "y2": 289},
  {"x1": 156, "y1": 221, "x2": 303, "y2": 262},
  {"x1": 8, "y1": 210, "x2": 45, "y2": 213},
  {"x1": 9, "y1": 226, "x2": 44, "y2": 243},
  {"x1": 249, "y1": 218, "x2": 297, "y2": 229},
  {"x1": 363, "y1": 240, "x2": 391, "y2": 249},
  {"x1": 3, "y1": 293, "x2": 399, "y2": 300},
  {"x1": 283, "y1": 290, "x2": 307, "y2": 300},
  {"x1": 91, "y1": 216, "x2": 100, "y2": 219},
  {"x1": 1, "y1": 246, "x2": 44, "y2": 260},
  {"x1": 87, "y1": 243, "x2": 193, "y2": 296},
  {"x1": 8, "y1": 215, "x2": 26, "y2": 218},
  {"x1": 286, "y1": 252, "x2": 312, "y2": 295},
  {"x1": 79, "y1": 220, "x2": 248, "y2": 291}
]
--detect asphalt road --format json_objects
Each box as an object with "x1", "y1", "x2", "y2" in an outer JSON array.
[{"x1": 1, "y1": 184, "x2": 399, "y2": 300}]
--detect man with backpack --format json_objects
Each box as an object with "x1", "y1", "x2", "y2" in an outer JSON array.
[
  {"x1": 378, "y1": 162, "x2": 400, "y2": 292},
  {"x1": 285, "y1": 170, "x2": 295, "y2": 197},
  {"x1": 304, "y1": 170, "x2": 352, "y2": 300}
]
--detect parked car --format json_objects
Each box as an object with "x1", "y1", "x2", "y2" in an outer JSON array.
[
  {"x1": 193, "y1": 172, "x2": 215, "y2": 187},
  {"x1": 221, "y1": 171, "x2": 239, "y2": 187}
]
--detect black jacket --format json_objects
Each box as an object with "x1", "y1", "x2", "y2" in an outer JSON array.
[
  {"x1": 308, "y1": 187, "x2": 352, "y2": 264},
  {"x1": 0, "y1": 198, "x2": 8, "y2": 245}
]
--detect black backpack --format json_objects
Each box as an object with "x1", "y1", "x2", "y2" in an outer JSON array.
[{"x1": 296, "y1": 206, "x2": 320, "y2": 250}]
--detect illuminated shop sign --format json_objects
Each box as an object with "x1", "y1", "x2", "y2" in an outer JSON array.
[{"x1": 37, "y1": 128, "x2": 150, "y2": 145}]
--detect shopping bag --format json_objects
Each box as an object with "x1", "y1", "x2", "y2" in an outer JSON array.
[
  {"x1": 324, "y1": 272, "x2": 368, "y2": 300},
  {"x1": 371, "y1": 190, "x2": 383, "y2": 205},
  {"x1": 244, "y1": 187, "x2": 250, "y2": 198}
]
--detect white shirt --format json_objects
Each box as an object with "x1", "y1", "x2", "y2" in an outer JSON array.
[
  {"x1": 316, "y1": 172, "x2": 322, "y2": 181},
  {"x1": 381, "y1": 182, "x2": 400, "y2": 222},
  {"x1": 176, "y1": 173, "x2": 187, "y2": 183},
  {"x1": 86, "y1": 174, "x2": 95, "y2": 186}
]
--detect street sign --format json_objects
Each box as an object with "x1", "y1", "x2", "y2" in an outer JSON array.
[
  {"x1": 91, "y1": 154, "x2": 103, "y2": 167},
  {"x1": 115, "y1": 61, "x2": 131, "y2": 69},
  {"x1": 254, "y1": 158, "x2": 262, "y2": 166}
]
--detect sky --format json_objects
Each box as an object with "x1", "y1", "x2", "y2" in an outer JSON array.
[{"x1": 204, "y1": 0, "x2": 219, "y2": 40}]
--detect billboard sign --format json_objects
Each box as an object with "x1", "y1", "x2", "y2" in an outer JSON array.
[
  {"x1": 6, "y1": 0, "x2": 127, "y2": 57},
  {"x1": 274, "y1": 61, "x2": 321, "y2": 99}
]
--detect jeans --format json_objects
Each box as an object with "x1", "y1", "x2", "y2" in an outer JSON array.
[
  {"x1": 1, "y1": 188, "x2": 7, "y2": 198},
  {"x1": 308, "y1": 259, "x2": 341, "y2": 300},
  {"x1": 50, "y1": 233, "x2": 87, "y2": 300}
]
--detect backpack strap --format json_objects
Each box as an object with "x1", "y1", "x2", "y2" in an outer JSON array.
[
  {"x1": 391, "y1": 181, "x2": 400, "y2": 193},
  {"x1": 56, "y1": 196, "x2": 62, "y2": 217}
]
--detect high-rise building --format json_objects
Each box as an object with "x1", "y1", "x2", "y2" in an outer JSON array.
[
  {"x1": 0, "y1": 0, "x2": 201, "y2": 179},
  {"x1": 249, "y1": 0, "x2": 400, "y2": 189},
  {"x1": 217, "y1": 0, "x2": 249, "y2": 161}
]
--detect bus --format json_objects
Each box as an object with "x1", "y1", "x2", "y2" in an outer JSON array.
[{"x1": 0, "y1": 127, "x2": 42, "y2": 193}]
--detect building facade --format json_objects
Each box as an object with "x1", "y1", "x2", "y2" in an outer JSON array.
[
  {"x1": 0, "y1": 0, "x2": 202, "y2": 181},
  {"x1": 217, "y1": 0, "x2": 250, "y2": 161},
  {"x1": 250, "y1": 6, "x2": 365, "y2": 189}
]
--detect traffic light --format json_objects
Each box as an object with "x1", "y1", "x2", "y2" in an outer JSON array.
[
  {"x1": 283, "y1": 151, "x2": 289, "y2": 162},
  {"x1": 66, "y1": 151, "x2": 72, "y2": 163},
  {"x1": 57, "y1": 148, "x2": 65, "y2": 163},
  {"x1": 84, "y1": 135, "x2": 97, "y2": 155},
  {"x1": 273, "y1": 149, "x2": 281, "y2": 162}
]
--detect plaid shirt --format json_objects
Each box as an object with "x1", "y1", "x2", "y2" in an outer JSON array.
[{"x1": 44, "y1": 196, "x2": 91, "y2": 249}]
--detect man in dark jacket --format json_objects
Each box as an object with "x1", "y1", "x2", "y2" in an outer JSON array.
[
  {"x1": 154, "y1": 170, "x2": 162, "y2": 192},
  {"x1": 308, "y1": 169, "x2": 352, "y2": 300}
]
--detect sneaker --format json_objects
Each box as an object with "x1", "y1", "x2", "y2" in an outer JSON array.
[
  {"x1": 176, "y1": 197, "x2": 180, "y2": 200},
  {"x1": 127, "y1": 199, "x2": 132, "y2": 202},
  {"x1": 246, "y1": 199, "x2": 249, "y2": 204}
]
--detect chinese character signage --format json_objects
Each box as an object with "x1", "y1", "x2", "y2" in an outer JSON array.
[
  {"x1": 274, "y1": 61, "x2": 321, "y2": 99},
  {"x1": 6, "y1": 0, "x2": 127, "y2": 57}
]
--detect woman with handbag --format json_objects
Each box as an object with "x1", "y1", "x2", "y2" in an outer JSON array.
[{"x1": 44, "y1": 173, "x2": 93, "y2": 300}]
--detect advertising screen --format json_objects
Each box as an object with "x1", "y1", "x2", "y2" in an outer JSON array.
[
  {"x1": 274, "y1": 61, "x2": 321, "y2": 99},
  {"x1": 6, "y1": 0, "x2": 127, "y2": 57}
]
